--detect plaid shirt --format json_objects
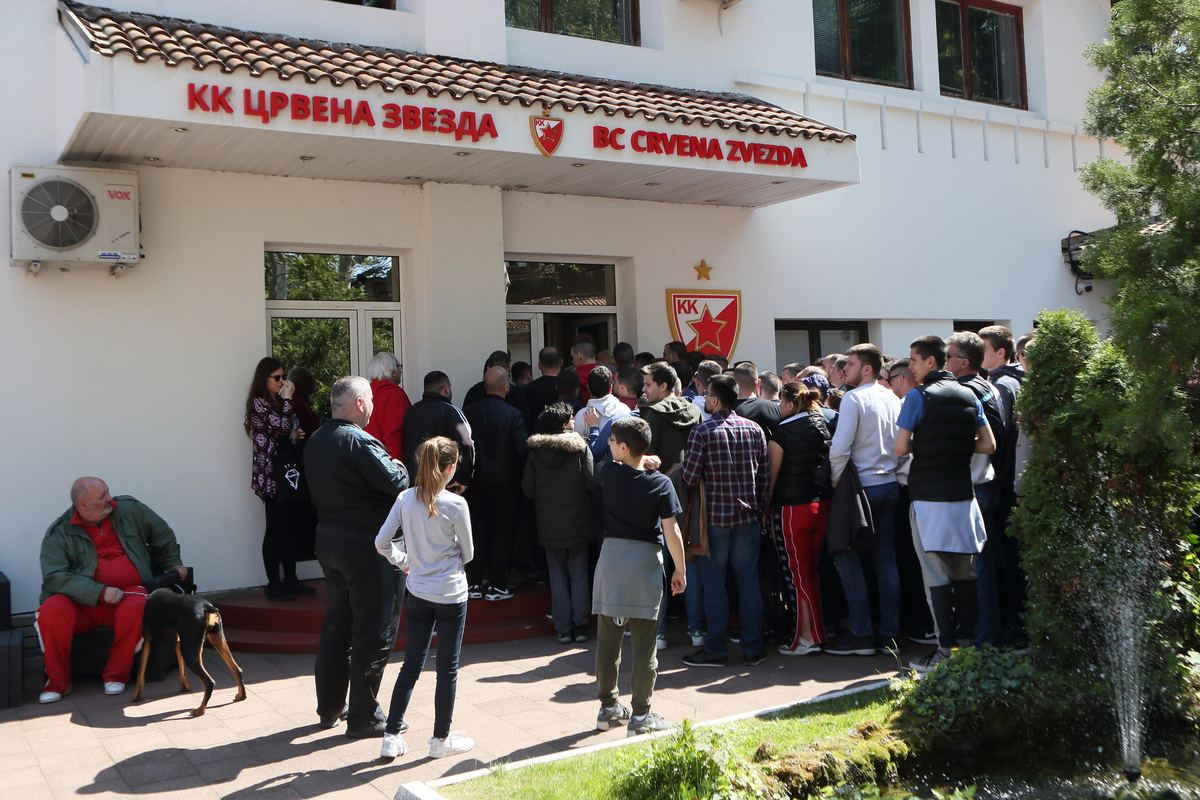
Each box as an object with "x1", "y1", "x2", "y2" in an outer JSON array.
[{"x1": 680, "y1": 410, "x2": 770, "y2": 528}]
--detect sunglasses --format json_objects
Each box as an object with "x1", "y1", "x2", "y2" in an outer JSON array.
[{"x1": 268, "y1": 374, "x2": 285, "y2": 382}]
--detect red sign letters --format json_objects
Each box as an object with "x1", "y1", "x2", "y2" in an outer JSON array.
[
  {"x1": 186, "y1": 84, "x2": 500, "y2": 142},
  {"x1": 593, "y1": 125, "x2": 807, "y2": 168}
]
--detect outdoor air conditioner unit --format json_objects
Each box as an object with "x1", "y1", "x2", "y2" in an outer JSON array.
[{"x1": 10, "y1": 164, "x2": 140, "y2": 277}]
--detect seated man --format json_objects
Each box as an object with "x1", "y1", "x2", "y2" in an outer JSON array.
[{"x1": 36, "y1": 477, "x2": 186, "y2": 704}]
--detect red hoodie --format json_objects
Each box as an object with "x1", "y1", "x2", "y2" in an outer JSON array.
[{"x1": 364, "y1": 379, "x2": 412, "y2": 461}]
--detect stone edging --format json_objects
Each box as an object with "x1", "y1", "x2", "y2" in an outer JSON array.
[{"x1": 393, "y1": 678, "x2": 893, "y2": 800}]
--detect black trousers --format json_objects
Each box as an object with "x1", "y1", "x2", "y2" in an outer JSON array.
[
  {"x1": 314, "y1": 534, "x2": 404, "y2": 732},
  {"x1": 466, "y1": 482, "x2": 519, "y2": 588},
  {"x1": 263, "y1": 498, "x2": 301, "y2": 585}
]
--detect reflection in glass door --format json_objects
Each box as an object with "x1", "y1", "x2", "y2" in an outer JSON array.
[
  {"x1": 268, "y1": 310, "x2": 357, "y2": 419},
  {"x1": 506, "y1": 312, "x2": 544, "y2": 369}
]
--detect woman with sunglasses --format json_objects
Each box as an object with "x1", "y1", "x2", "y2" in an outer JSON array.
[{"x1": 244, "y1": 356, "x2": 312, "y2": 602}]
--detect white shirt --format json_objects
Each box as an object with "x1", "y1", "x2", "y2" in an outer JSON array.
[
  {"x1": 375, "y1": 487, "x2": 473, "y2": 604},
  {"x1": 829, "y1": 381, "x2": 901, "y2": 488},
  {"x1": 573, "y1": 393, "x2": 631, "y2": 436}
]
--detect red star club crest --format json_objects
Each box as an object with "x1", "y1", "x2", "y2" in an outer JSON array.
[
  {"x1": 530, "y1": 112, "x2": 565, "y2": 157},
  {"x1": 666, "y1": 290, "x2": 742, "y2": 359}
]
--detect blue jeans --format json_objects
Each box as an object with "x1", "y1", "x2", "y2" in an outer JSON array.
[
  {"x1": 833, "y1": 481, "x2": 900, "y2": 638},
  {"x1": 699, "y1": 524, "x2": 762, "y2": 656},
  {"x1": 973, "y1": 481, "x2": 1002, "y2": 646},
  {"x1": 386, "y1": 593, "x2": 467, "y2": 739},
  {"x1": 658, "y1": 544, "x2": 706, "y2": 636},
  {"x1": 546, "y1": 543, "x2": 590, "y2": 634}
]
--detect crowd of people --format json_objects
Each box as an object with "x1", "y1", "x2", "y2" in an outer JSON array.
[{"x1": 239, "y1": 326, "x2": 1036, "y2": 760}]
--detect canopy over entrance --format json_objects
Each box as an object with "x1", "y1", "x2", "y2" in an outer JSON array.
[{"x1": 57, "y1": 2, "x2": 859, "y2": 207}]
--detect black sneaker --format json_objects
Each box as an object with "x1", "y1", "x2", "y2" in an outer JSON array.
[
  {"x1": 283, "y1": 580, "x2": 317, "y2": 596},
  {"x1": 727, "y1": 626, "x2": 742, "y2": 644},
  {"x1": 468, "y1": 584, "x2": 484, "y2": 600},
  {"x1": 553, "y1": 631, "x2": 572, "y2": 645},
  {"x1": 485, "y1": 585, "x2": 514, "y2": 601},
  {"x1": 573, "y1": 626, "x2": 588, "y2": 643},
  {"x1": 265, "y1": 584, "x2": 295, "y2": 603},
  {"x1": 909, "y1": 629, "x2": 938, "y2": 645},
  {"x1": 345, "y1": 725, "x2": 386, "y2": 739},
  {"x1": 682, "y1": 649, "x2": 728, "y2": 668},
  {"x1": 317, "y1": 704, "x2": 349, "y2": 730},
  {"x1": 743, "y1": 650, "x2": 768, "y2": 666},
  {"x1": 875, "y1": 636, "x2": 901, "y2": 656},
  {"x1": 823, "y1": 633, "x2": 877, "y2": 656}
]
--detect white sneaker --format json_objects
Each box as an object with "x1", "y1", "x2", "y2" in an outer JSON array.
[
  {"x1": 39, "y1": 690, "x2": 62, "y2": 704},
  {"x1": 428, "y1": 731, "x2": 474, "y2": 758},
  {"x1": 104, "y1": 682, "x2": 125, "y2": 695},
  {"x1": 656, "y1": 634, "x2": 667, "y2": 650},
  {"x1": 380, "y1": 733, "x2": 409, "y2": 759},
  {"x1": 779, "y1": 642, "x2": 822, "y2": 656}
]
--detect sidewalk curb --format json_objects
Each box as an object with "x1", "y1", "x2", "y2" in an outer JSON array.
[{"x1": 393, "y1": 679, "x2": 892, "y2": 800}]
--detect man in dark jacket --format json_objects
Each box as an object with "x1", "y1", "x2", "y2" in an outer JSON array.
[
  {"x1": 523, "y1": 402, "x2": 600, "y2": 643},
  {"x1": 402, "y1": 371, "x2": 474, "y2": 489},
  {"x1": 464, "y1": 367, "x2": 529, "y2": 601},
  {"x1": 464, "y1": 350, "x2": 533, "y2": 430},
  {"x1": 523, "y1": 346, "x2": 563, "y2": 421},
  {"x1": 732, "y1": 362, "x2": 782, "y2": 437},
  {"x1": 305, "y1": 376, "x2": 409, "y2": 737},
  {"x1": 641, "y1": 363, "x2": 703, "y2": 474}
]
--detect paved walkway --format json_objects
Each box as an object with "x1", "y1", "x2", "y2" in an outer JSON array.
[{"x1": 1, "y1": 624, "x2": 905, "y2": 799}]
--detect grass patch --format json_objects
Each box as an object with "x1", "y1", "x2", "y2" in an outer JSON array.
[{"x1": 440, "y1": 687, "x2": 896, "y2": 800}]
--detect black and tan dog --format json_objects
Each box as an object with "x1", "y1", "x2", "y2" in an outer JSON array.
[{"x1": 131, "y1": 588, "x2": 247, "y2": 716}]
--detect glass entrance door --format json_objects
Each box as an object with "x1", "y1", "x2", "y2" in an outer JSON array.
[
  {"x1": 506, "y1": 312, "x2": 544, "y2": 368},
  {"x1": 266, "y1": 310, "x2": 357, "y2": 419}
]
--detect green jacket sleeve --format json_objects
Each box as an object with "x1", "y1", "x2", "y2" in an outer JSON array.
[
  {"x1": 137, "y1": 502, "x2": 183, "y2": 573},
  {"x1": 581, "y1": 447, "x2": 600, "y2": 493},
  {"x1": 40, "y1": 526, "x2": 103, "y2": 606}
]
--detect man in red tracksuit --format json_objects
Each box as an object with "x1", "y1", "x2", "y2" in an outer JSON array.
[{"x1": 36, "y1": 477, "x2": 185, "y2": 704}]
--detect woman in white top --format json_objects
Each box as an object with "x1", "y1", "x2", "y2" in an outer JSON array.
[{"x1": 374, "y1": 436, "x2": 475, "y2": 760}]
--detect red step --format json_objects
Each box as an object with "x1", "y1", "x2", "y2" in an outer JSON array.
[{"x1": 216, "y1": 579, "x2": 556, "y2": 654}]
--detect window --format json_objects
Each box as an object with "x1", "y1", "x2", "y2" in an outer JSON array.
[
  {"x1": 506, "y1": 0, "x2": 640, "y2": 46},
  {"x1": 504, "y1": 261, "x2": 616, "y2": 307},
  {"x1": 953, "y1": 320, "x2": 995, "y2": 333},
  {"x1": 814, "y1": 0, "x2": 912, "y2": 88},
  {"x1": 774, "y1": 320, "x2": 869, "y2": 373},
  {"x1": 936, "y1": 0, "x2": 1025, "y2": 107},
  {"x1": 265, "y1": 252, "x2": 402, "y2": 418}
]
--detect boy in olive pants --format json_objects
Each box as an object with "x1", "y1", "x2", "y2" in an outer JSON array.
[{"x1": 592, "y1": 416, "x2": 687, "y2": 737}]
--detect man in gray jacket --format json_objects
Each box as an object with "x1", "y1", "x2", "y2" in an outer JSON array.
[{"x1": 306, "y1": 376, "x2": 409, "y2": 737}]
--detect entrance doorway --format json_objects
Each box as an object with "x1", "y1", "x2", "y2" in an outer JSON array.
[
  {"x1": 504, "y1": 260, "x2": 618, "y2": 368},
  {"x1": 506, "y1": 312, "x2": 619, "y2": 368}
]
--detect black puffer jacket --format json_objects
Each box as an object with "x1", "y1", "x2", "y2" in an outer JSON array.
[
  {"x1": 304, "y1": 419, "x2": 409, "y2": 543},
  {"x1": 771, "y1": 411, "x2": 833, "y2": 507},
  {"x1": 522, "y1": 432, "x2": 600, "y2": 549},
  {"x1": 464, "y1": 395, "x2": 529, "y2": 484}
]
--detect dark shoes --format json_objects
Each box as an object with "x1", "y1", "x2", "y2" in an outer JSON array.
[
  {"x1": 875, "y1": 636, "x2": 901, "y2": 656},
  {"x1": 823, "y1": 633, "x2": 877, "y2": 656},
  {"x1": 682, "y1": 649, "x2": 728, "y2": 668},
  {"x1": 317, "y1": 705, "x2": 348, "y2": 730},
  {"x1": 553, "y1": 631, "x2": 573, "y2": 645},
  {"x1": 573, "y1": 626, "x2": 588, "y2": 643},
  {"x1": 284, "y1": 580, "x2": 316, "y2": 596},
  {"x1": 345, "y1": 725, "x2": 386, "y2": 739},
  {"x1": 743, "y1": 650, "x2": 768, "y2": 666},
  {"x1": 265, "y1": 584, "x2": 295, "y2": 602}
]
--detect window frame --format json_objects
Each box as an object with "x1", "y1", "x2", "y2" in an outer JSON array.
[
  {"x1": 937, "y1": 0, "x2": 1027, "y2": 109},
  {"x1": 514, "y1": 0, "x2": 641, "y2": 47},
  {"x1": 774, "y1": 319, "x2": 870, "y2": 367},
  {"x1": 815, "y1": 0, "x2": 915, "y2": 91}
]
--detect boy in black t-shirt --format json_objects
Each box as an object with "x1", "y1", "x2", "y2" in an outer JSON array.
[{"x1": 592, "y1": 416, "x2": 687, "y2": 737}]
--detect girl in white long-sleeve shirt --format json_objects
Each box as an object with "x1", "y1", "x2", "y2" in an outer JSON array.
[{"x1": 374, "y1": 436, "x2": 475, "y2": 761}]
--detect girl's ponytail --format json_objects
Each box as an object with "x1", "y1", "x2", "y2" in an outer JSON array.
[{"x1": 414, "y1": 436, "x2": 460, "y2": 518}]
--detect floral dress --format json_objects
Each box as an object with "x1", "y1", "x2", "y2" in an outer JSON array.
[{"x1": 250, "y1": 396, "x2": 294, "y2": 500}]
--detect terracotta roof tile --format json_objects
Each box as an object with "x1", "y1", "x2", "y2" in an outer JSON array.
[{"x1": 61, "y1": 1, "x2": 855, "y2": 142}]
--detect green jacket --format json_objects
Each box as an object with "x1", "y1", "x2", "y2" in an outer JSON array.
[
  {"x1": 39, "y1": 495, "x2": 183, "y2": 606},
  {"x1": 643, "y1": 396, "x2": 703, "y2": 473}
]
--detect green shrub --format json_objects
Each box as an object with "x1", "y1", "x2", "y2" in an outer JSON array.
[
  {"x1": 891, "y1": 647, "x2": 1036, "y2": 735},
  {"x1": 616, "y1": 719, "x2": 778, "y2": 800},
  {"x1": 810, "y1": 782, "x2": 976, "y2": 800}
]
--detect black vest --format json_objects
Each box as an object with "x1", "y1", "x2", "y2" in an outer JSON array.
[
  {"x1": 908, "y1": 371, "x2": 978, "y2": 502},
  {"x1": 771, "y1": 411, "x2": 832, "y2": 508}
]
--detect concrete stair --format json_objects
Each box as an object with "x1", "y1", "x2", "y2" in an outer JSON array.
[{"x1": 216, "y1": 580, "x2": 555, "y2": 654}]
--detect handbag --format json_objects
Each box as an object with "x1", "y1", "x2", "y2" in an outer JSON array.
[
  {"x1": 810, "y1": 410, "x2": 834, "y2": 490},
  {"x1": 273, "y1": 435, "x2": 306, "y2": 505},
  {"x1": 681, "y1": 477, "x2": 708, "y2": 558}
]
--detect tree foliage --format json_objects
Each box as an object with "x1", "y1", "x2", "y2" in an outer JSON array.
[
  {"x1": 1010, "y1": 310, "x2": 1200, "y2": 702},
  {"x1": 1080, "y1": 0, "x2": 1200, "y2": 450}
]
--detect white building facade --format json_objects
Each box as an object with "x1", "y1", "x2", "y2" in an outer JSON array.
[{"x1": 2, "y1": 0, "x2": 1115, "y2": 612}]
